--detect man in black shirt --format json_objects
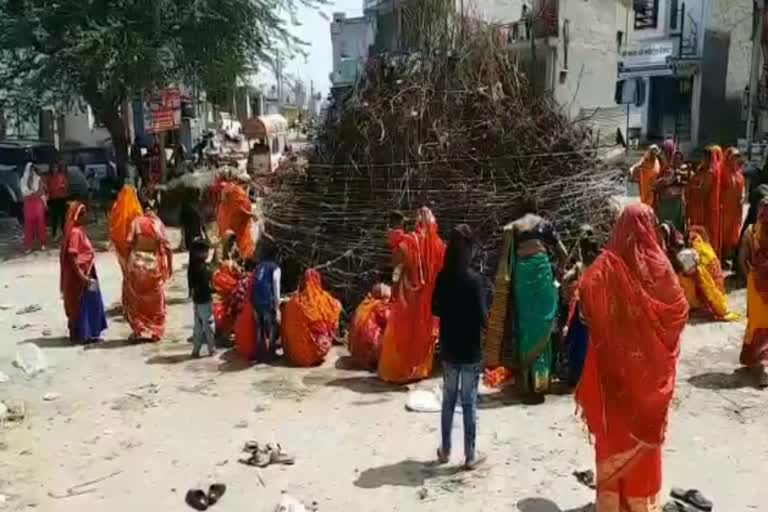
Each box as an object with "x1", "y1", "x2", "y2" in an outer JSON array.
[
  {"x1": 432, "y1": 224, "x2": 488, "y2": 470},
  {"x1": 188, "y1": 238, "x2": 216, "y2": 358}
]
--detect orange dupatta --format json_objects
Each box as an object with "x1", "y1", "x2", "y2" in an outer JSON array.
[
  {"x1": 216, "y1": 182, "x2": 255, "y2": 260},
  {"x1": 281, "y1": 269, "x2": 342, "y2": 367},
  {"x1": 109, "y1": 186, "x2": 143, "y2": 267}
]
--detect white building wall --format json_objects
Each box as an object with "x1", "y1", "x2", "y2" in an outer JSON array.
[
  {"x1": 61, "y1": 105, "x2": 110, "y2": 147},
  {"x1": 467, "y1": 0, "x2": 524, "y2": 22},
  {"x1": 330, "y1": 12, "x2": 375, "y2": 84}
]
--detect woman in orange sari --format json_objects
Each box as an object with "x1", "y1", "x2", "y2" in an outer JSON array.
[
  {"x1": 281, "y1": 269, "x2": 342, "y2": 367},
  {"x1": 348, "y1": 284, "x2": 392, "y2": 370},
  {"x1": 685, "y1": 145, "x2": 723, "y2": 256},
  {"x1": 60, "y1": 202, "x2": 108, "y2": 343},
  {"x1": 719, "y1": 147, "x2": 746, "y2": 263},
  {"x1": 123, "y1": 201, "x2": 173, "y2": 341},
  {"x1": 740, "y1": 200, "x2": 768, "y2": 388},
  {"x1": 577, "y1": 204, "x2": 689, "y2": 511},
  {"x1": 216, "y1": 176, "x2": 255, "y2": 261},
  {"x1": 378, "y1": 207, "x2": 446, "y2": 383},
  {"x1": 629, "y1": 145, "x2": 661, "y2": 207}
]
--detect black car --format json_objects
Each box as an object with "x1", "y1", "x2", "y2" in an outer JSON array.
[{"x1": 0, "y1": 140, "x2": 59, "y2": 221}]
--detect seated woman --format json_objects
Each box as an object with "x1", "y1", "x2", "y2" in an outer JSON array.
[
  {"x1": 348, "y1": 284, "x2": 392, "y2": 371},
  {"x1": 212, "y1": 231, "x2": 246, "y2": 339},
  {"x1": 281, "y1": 269, "x2": 342, "y2": 367},
  {"x1": 672, "y1": 225, "x2": 739, "y2": 322}
]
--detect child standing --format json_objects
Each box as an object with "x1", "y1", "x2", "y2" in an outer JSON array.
[
  {"x1": 251, "y1": 243, "x2": 281, "y2": 362},
  {"x1": 188, "y1": 238, "x2": 216, "y2": 358}
]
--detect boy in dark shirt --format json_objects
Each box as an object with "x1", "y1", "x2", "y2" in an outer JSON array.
[
  {"x1": 431, "y1": 224, "x2": 488, "y2": 470},
  {"x1": 188, "y1": 238, "x2": 216, "y2": 358}
]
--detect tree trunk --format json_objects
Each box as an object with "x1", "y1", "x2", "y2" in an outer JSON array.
[{"x1": 101, "y1": 105, "x2": 130, "y2": 181}]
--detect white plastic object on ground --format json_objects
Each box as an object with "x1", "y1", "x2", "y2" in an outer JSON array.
[{"x1": 14, "y1": 344, "x2": 48, "y2": 376}]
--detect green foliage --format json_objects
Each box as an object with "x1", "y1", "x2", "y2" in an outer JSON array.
[{"x1": 0, "y1": 0, "x2": 322, "y2": 123}]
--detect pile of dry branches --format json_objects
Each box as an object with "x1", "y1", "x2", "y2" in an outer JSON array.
[{"x1": 263, "y1": 9, "x2": 622, "y2": 309}]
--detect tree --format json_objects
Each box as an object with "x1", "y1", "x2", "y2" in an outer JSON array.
[{"x1": 0, "y1": 0, "x2": 320, "y2": 175}]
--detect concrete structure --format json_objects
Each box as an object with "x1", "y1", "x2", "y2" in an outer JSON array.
[
  {"x1": 59, "y1": 105, "x2": 111, "y2": 147},
  {"x1": 617, "y1": 0, "x2": 753, "y2": 149},
  {"x1": 330, "y1": 12, "x2": 376, "y2": 88},
  {"x1": 474, "y1": 0, "x2": 630, "y2": 145}
]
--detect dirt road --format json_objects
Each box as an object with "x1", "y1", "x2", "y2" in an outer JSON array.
[{"x1": 0, "y1": 225, "x2": 765, "y2": 511}]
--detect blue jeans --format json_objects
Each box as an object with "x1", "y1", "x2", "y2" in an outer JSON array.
[
  {"x1": 192, "y1": 302, "x2": 215, "y2": 356},
  {"x1": 441, "y1": 362, "x2": 481, "y2": 462},
  {"x1": 253, "y1": 306, "x2": 277, "y2": 361}
]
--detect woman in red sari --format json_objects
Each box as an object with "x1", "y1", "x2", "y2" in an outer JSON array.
[
  {"x1": 123, "y1": 201, "x2": 173, "y2": 341},
  {"x1": 685, "y1": 145, "x2": 723, "y2": 257},
  {"x1": 60, "y1": 202, "x2": 108, "y2": 343},
  {"x1": 378, "y1": 207, "x2": 446, "y2": 384},
  {"x1": 577, "y1": 204, "x2": 689, "y2": 511},
  {"x1": 719, "y1": 147, "x2": 746, "y2": 262}
]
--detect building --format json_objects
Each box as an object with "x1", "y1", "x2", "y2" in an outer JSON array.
[
  {"x1": 471, "y1": 0, "x2": 631, "y2": 146},
  {"x1": 330, "y1": 12, "x2": 376, "y2": 88},
  {"x1": 618, "y1": 0, "x2": 753, "y2": 149}
]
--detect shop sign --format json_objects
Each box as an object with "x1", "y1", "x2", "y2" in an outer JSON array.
[
  {"x1": 144, "y1": 87, "x2": 182, "y2": 134},
  {"x1": 618, "y1": 39, "x2": 675, "y2": 79}
]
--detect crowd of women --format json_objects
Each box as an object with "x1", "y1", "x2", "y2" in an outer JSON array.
[{"x1": 54, "y1": 149, "x2": 768, "y2": 511}]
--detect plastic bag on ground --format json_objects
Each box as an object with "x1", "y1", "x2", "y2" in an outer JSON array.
[
  {"x1": 14, "y1": 344, "x2": 48, "y2": 375},
  {"x1": 273, "y1": 493, "x2": 308, "y2": 512}
]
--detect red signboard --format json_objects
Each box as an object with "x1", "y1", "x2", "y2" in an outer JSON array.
[{"x1": 145, "y1": 87, "x2": 182, "y2": 133}]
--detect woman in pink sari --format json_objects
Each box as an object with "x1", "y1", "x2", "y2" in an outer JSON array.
[{"x1": 123, "y1": 201, "x2": 173, "y2": 341}]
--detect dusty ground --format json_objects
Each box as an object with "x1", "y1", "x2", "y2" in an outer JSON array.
[{"x1": 0, "y1": 218, "x2": 766, "y2": 512}]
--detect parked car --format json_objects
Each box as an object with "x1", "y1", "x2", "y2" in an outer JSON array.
[
  {"x1": 0, "y1": 140, "x2": 59, "y2": 222},
  {"x1": 60, "y1": 145, "x2": 119, "y2": 194}
]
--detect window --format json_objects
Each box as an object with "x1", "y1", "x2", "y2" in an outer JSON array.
[
  {"x1": 633, "y1": 0, "x2": 659, "y2": 30},
  {"x1": 669, "y1": 0, "x2": 679, "y2": 30}
]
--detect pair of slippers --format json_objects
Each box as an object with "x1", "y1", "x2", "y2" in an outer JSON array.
[
  {"x1": 665, "y1": 488, "x2": 713, "y2": 512},
  {"x1": 185, "y1": 484, "x2": 226, "y2": 511},
  {"x1": 240, "y1": 441, "x2": 295, "y2": 468}
]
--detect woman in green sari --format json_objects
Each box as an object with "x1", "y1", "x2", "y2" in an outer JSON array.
[
  {"x1": 484, "y1": 199, "x2": 566, "y2": 401},
  {"x1": 511, "y1": 207, "x2": 566, "y2": 398}
]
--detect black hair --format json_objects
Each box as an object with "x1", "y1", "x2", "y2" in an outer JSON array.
[
  {"x1": 520, "y1": 194, "x2": 538, "y2": 215},
  {"x1": 389, "y1": 210, "x2": 406, "y2": 228},
  {"x1": 443, "y1": 224, "x2": 474, "y2": 274}
]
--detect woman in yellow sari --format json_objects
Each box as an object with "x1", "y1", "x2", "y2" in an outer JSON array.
[
  {"x1": 677, "y1": 226, "x2": 739, "y2": 322},
  {"x1": 740, "y1": 200, "x2": 768, "y2": 387}
]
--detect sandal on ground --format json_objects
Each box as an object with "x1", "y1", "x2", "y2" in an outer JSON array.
[
  {"x1": 663, "y1": 501, "x2": 696, "y2": 512},
  {"x1": 207, "y1": 483, "x2": 226, "y2": 505},
  {"x1": 185, "y1": 489, "x2": 209, "y2": 511},
  {"x1": 436, "y1": 447, "x2": 449, "y2": 465},
  {"x1": 464, "y1": 451, "x2": 487, "y2": 471},
  {"x1": 267, "y1": 443, "x2": 295, "y2": 465},
  {"x1": 670, "y1": 488, "x2": 713, "y2": 511},
  {"x1": 243, "y1": 440, "x2": 260, "y2": 453},
  {"x1": 573, "y1": 469, "x2": 596, "y2": 489}
]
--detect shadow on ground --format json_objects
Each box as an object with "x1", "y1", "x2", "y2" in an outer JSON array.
[
  {"x1": 217, "y1": 348, "x2": 255, "y2": 372},
  {"x1": 20, "y1": 336, "x2": 71, "y2": 349},
  {"x1": 83, "y1": 338, "x2": 136, "y2": 350},
  {"x1": 146, "y1": 353, "x2": 193, "y2": 365},
  {"x1": 517, "y1": 497, "x2": 593, "y2": 512},
  {"x1": 354, "y1": 459, "x2": 463, "y2": 488},
  {"x1": 688, "y1": 368, "x2": 757, "y2": 390},
  {"x1": 323, "y1": 375, "x2": 407, "y2": 394}
]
